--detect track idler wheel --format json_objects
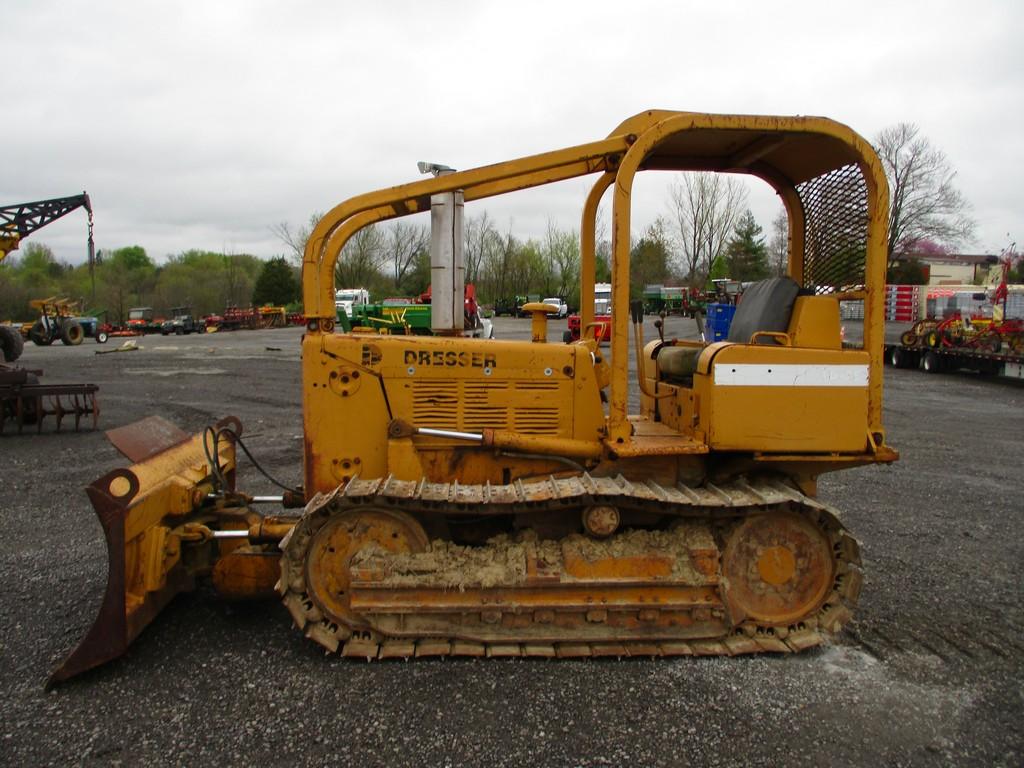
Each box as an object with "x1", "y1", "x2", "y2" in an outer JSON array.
[
  {"x1": 279, "y1": 500, "x2": 428, "y2": 651},
  {"x1": 720, "y1": 510, "x2": 835, "y2": 628}
]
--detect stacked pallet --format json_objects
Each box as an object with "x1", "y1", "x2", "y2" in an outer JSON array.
[{"x1": 885, "y1": 285, "x2": 921, "y2": 322}]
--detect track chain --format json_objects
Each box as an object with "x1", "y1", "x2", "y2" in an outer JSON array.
[{"x1": 278, "y1": 473, "x2": 862, "y2": 659}]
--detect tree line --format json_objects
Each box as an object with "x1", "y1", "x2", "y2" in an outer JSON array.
[
  {"x1": 0, "y1": 244, "x2": 298, "y2": 323},
  {"x1": 278, "y1": 200, "x2": 782, "y2": 313}
]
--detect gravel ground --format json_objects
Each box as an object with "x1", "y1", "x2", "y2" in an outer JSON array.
[{"x1": 1, "y1": 317, "x2": 1022, "y2": 767}]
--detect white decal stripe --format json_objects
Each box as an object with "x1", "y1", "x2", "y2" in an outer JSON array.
[{"x1": 714, "y1": 363, "x2": 869, "y2": 387}]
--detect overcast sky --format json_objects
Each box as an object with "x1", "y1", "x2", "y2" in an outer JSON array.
[{"x1": 5, "y1": 0, "x2": 1022, "y2": 266}]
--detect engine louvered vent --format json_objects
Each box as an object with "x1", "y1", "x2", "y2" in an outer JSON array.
[
  {"x1": 462, "y1": 382, "x2": 510, "y2": 432},
  {"x1": 511, "y1": 382, "x2": 559, "y2": 433},
  {"x1": 411, "y1": 382, "x2": 460, "y2": 428},
  {"x1": 412, "y1": 380, "x2": 561, "y2": 434}
]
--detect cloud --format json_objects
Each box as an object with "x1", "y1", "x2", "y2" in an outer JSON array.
[{"x1": 5, "y1": 0, "x2": 1021, "y2": 263}]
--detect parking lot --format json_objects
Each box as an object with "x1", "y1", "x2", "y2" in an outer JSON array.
[{"x1": 2, "y1": 316, "x2": 1022, "y2": 767}]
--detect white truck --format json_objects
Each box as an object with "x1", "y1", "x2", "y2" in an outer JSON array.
[
  {"x1": 334, "y1": 288, "x2": 370, "y2": 318},
  {"x1": 542, "y1": 297, "x2": 569, "y2": 318}
]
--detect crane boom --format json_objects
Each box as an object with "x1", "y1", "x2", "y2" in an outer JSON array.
[{"x1": 0, "y1": 192, "x2": 94, "y2": 263}]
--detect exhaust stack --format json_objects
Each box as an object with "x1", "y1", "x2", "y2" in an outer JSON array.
[{"x1": 419, "y1": 162, "x2": 464, "y2": 334}]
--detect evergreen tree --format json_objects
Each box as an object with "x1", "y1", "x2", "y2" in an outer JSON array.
[
  {"x1": 723, "y1": 210, "x2": 769, "y2": 281},
  {"x1": 252, "y1": 257, "x2": 299, "y2": 306},
  {"x1": 629, "y1": 220, "x2": 672, "y2": 298},
  {"x1": 887, "y1": 257, "x2": 929, "y2": 285}
]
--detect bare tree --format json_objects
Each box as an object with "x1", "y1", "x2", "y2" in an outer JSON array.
[
  {"x1": 667, "y1": 173, "x2": 748, "y2": 286},
  {"x1": 479, "y1": 226, "x2": 520, "y2": 301},
  {"x1": 223, "y1": 250, "x2": 244, "y2": 306},
  {"x1": 874, "y1": 123, "x2": 975, "y2": 265},
  {"x1": 769, "y1": 209, "x2": 789, "y2": 276},
  {"x1": 335, "y1": 224, "x2": 383, "y2": 288},
  {"x1": 630, "y1": 217, "x2": 673, "y2": 292},
  {"x1": 464, "y1": 212, "x2": 501, "y2": 285},
  {"x1": 271, "y1": 211, "x2": 323, "y2": 264},
  {"x1": 543, "y1": 220, "x2": 580, "y2": 298},
  {"x1": 386, "y1": 220, "x2": 428, "y2": 291},
  {"x1": 592, "y1": 202, "x2": 611, "y2": 283},
  {"x1": 504, "y1": 235, "x2": 546, "y2": 298}
]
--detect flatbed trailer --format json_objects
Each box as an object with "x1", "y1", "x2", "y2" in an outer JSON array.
[
  {"x1": 642, "y1": 284, "x2": 707, "y2": 317},
  {"x1": 350, "y1": 301, "x2": 433, "y2": 334},
  {"x1": 886, "y1": 342, "x2": 1024, "y2": 379}
]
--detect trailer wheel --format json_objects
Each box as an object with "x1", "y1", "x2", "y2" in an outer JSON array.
[
  {"x1": 96, "y1": 331, "x2": 109, "y2": 344},
  {"x1": 60, "y1": 321, "x2": 84, "y2": 346},
  {"x1": 922, "y1": 350, "x2": 942, "y2": 373},
  {"x1": 890, "y1": 346, "x2": 907, "y2": 368}
]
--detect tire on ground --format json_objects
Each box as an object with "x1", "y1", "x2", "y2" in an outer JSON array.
[
  {"x1": 29, "y1": 321, "x2": 52, "y2": 346},
  {"x1": 60, "y1": 321, "x2": 84, "y2": 346},
  {"x1": 0, "y1": 325, "x2": 25, "y2": 362},
  {"x1": 922, "y1": 350, "x2": 942, "y2": 373}
]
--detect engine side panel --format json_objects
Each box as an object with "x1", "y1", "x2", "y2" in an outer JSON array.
[{"x1": 303, "y1": 333, "x2": 607, "y2": 494}]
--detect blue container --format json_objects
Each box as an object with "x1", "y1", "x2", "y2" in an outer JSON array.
[{"x1": 706, "y1": 303, "x2": 736, "y2": 341}]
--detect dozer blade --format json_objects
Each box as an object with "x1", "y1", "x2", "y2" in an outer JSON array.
[
  {"x1": 106, "y1": 414, "x2": 190, "y2": 462},
  {"x1": 47, "y1": 416, "x2": 242, "y2": 687}
]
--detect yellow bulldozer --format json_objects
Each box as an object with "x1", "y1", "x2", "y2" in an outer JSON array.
[{"x1": 49, "y1": 110, "x2": 898, "y2": 685}]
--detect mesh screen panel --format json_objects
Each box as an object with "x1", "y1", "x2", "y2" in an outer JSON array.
[{"x1": 797, "y1": 164, "x2": 868, "y2": 292}]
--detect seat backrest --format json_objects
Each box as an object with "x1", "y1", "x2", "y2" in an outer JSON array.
[{"x1": 726, "y1": 277, "x2": 800, "y2": 344}]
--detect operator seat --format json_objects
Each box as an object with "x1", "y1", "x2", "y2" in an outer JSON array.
[
  {"x1": 726, "y1": 277, "x2": 801, "y2": 344},
  {"x1": 657, "y1": 277, "x2": 801, "y2": 384}
]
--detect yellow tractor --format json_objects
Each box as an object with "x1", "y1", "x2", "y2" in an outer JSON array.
[
  {"x1": 50, "y1": 110, "x2": 897, "y2": 685},
  {"x1": 24, "y1": 296, "x2": 88, "y2": 346}
]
